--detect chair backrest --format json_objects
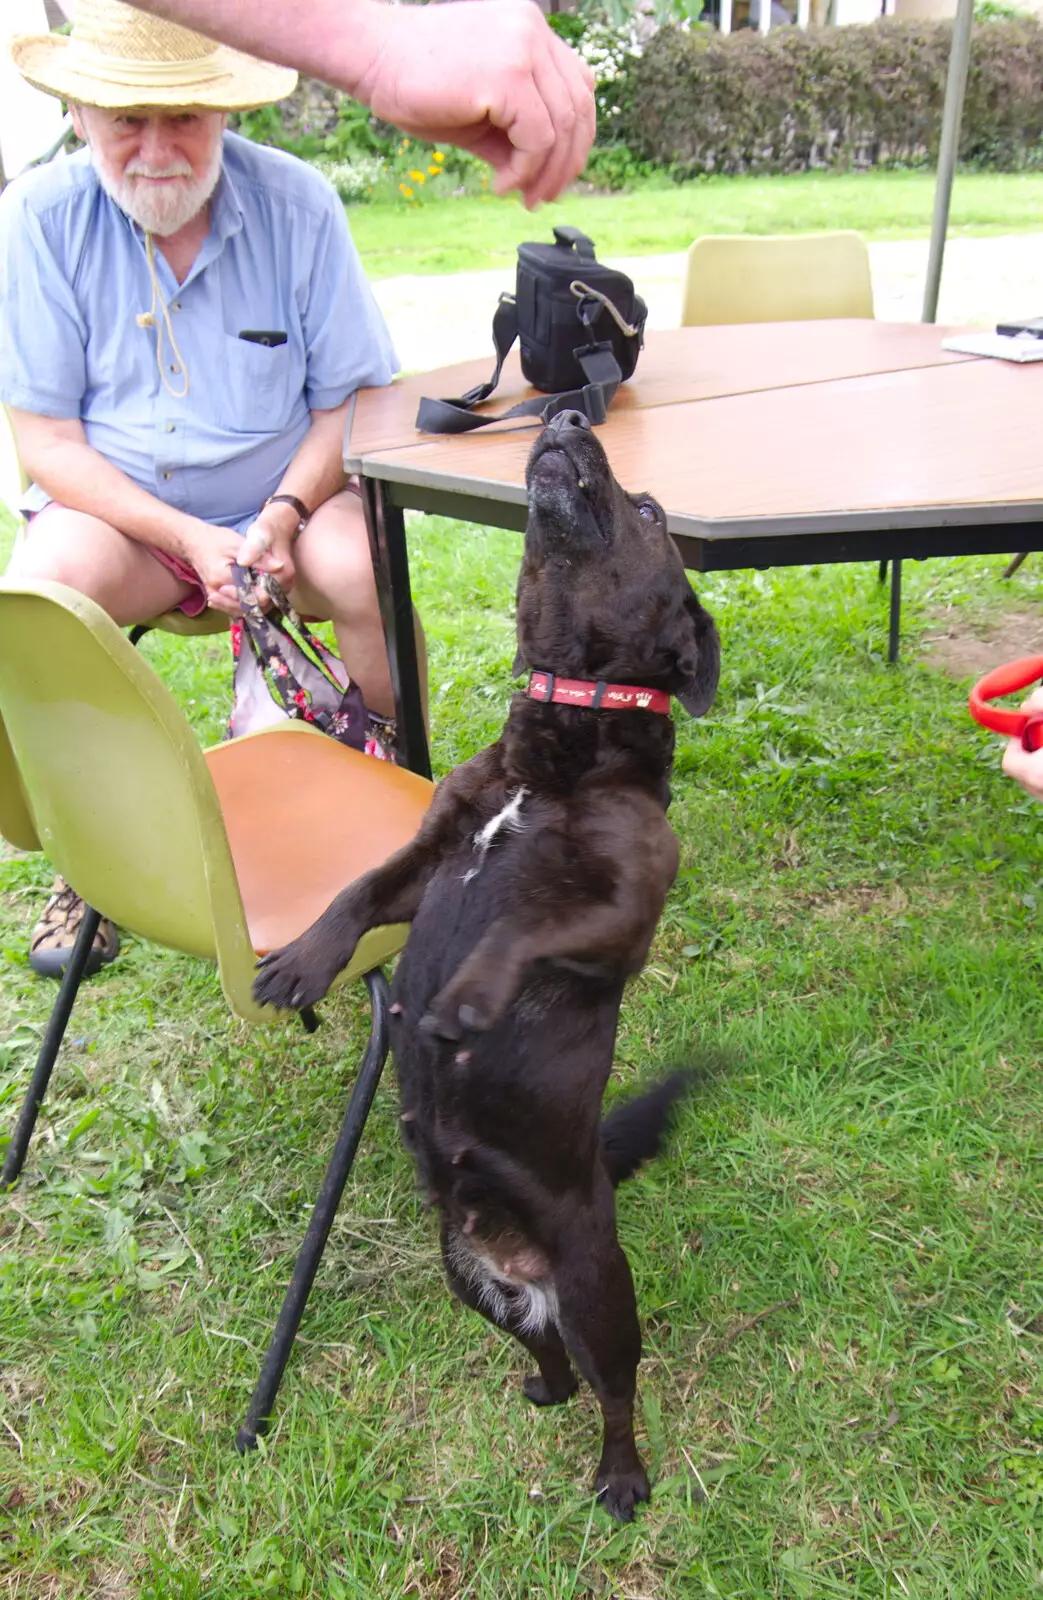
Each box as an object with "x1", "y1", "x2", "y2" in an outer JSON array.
[
  {"x1": 0, "y1": 580, "x2": 257, "y2": 1001},
  {"x1": 681, "y1": 232, "x2": 874, "y2": 327},
  {"x1": 0, "y1": 705, "x2": 39, "y2": 852}
]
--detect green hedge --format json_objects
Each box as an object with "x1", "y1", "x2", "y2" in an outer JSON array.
[{"x1": 618, "y1": 17, "x2": 1043, "y2": 174}]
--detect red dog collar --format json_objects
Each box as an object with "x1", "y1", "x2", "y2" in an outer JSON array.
[{"x1": 526, "y1": 670, "x2": 671, "y2": 715}]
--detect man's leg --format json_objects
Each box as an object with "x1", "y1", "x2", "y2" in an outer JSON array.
[
  {"x1": 5, "y1": 505, "x2": 196, "y2": 623},
  {"x1": 5, "y1": 507, "x2": 197, "y2": 976},
  {"x1": 287, "y1": 488, "x2": 427, "y2": 723}
]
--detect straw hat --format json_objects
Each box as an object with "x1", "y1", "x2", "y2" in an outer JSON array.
[{"x1": 10, "y1": 0, "x2": 298, "y2": 111}]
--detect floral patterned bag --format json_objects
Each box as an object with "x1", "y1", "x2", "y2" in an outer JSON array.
[{"x1": 226, "y1": 565, "x2": 394, "y2": 759}]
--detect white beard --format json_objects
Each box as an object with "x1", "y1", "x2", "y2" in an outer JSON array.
[{"x1": 90, "y1": 138, "x2": 224, "y2": 237}]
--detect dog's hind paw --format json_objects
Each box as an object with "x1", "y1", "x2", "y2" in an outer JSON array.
[
  {"x1": 595, "y1": 1467, "x2": 651, "y2": 1523},
  {"x1": 523, "y1": 1372, "x2": 579, "y2": 1408}
]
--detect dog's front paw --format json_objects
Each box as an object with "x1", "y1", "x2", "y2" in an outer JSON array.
[
  {"x1": 418, "y1": 1003, "x2": 463, "y2": 1043},
  {"x1": 595, "y1": 1465, "x2": 651, "y2": 1523},
  {"x1": 419, "y1": 996, "x2": 491, "y2": 1043},
  {"x1": 253, "y1": 939, "x2": 336, "y2": 1011}
]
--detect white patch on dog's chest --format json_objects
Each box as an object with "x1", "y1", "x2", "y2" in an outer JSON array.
[{"x1": 462, "y1": 786, "x2": 529, "y2": 884}]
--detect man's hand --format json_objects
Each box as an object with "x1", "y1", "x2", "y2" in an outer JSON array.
[
  {"x1": 179, "y1": 522, "x2": 251, "y2": 615},
  {"x1": 123, "y1": 0, "x2": 596, "y2": 207},
  {"x1": 238, "y1": 500, "x2": 301, "y2": 597},
  {"x1": 352, "y1": 0, "x2": 596, "y2": 208},
  {"x1": 1002, "y1": 687, "x2": 1043, "y2": 802}
]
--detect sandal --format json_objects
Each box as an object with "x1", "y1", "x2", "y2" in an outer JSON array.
[{"x1": 28, "y1": 877, "x2": 120, "y2": 980}]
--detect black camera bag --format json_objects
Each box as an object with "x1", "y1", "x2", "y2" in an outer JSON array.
[{"x1": 415, "y1": 226, "x2": 647, "y2": 435}]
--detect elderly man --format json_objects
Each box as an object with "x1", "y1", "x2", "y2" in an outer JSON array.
[{"x1": 1, "y1": 0, "x2": 403, "y2": 977}]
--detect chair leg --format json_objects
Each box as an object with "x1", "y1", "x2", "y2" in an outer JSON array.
[
  {"x1": 887, "y1": 559, "x2": 902, "y2": 666},
  {"x1": 236, "y1": 967, "x2": 391, "y2": 1451},
  {"x1": 127, "y1": 624, "x2": 152, "y2": 646},
  {"x1": 2, "y1": 904, "x2": 102, "y2": 1188},
  {"x1": 1004, "y1": 553, "x2": 1029, "y2": 579}
]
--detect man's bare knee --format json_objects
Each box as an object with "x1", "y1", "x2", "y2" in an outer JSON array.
[
  {"x1": 7, "y1": 530, "x2": 105, "y2": 599},
  {"x1": 5, "y1": 509, "x2": 189, "y2": 624}
]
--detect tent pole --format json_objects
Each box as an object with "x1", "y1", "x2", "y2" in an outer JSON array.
[{"x1": 922, "y1": 0, "x2": 975, "y2": 324}]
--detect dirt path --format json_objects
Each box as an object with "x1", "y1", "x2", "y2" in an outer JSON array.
[{"x1": 372, "y1": 232, "x2": 1043, "y2": 373}]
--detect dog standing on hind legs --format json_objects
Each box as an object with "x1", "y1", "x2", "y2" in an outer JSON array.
[{"x1": 254, "y1": 408, "x2": 721, "y2": 1519}]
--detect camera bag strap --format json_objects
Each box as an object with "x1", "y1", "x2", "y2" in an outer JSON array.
[{"x1": 414, "y1": 292, "x2": 624, "y2": 435}]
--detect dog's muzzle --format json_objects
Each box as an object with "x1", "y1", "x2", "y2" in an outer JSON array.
[{"x1": 544, "y1": 408, "x2": 593, "y2": 437}]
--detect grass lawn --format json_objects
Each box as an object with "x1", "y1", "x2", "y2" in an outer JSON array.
[
  {"x1": 347, "y1": 169, "x2": 1043, "y2": 278},
  {"x1": 2, "y1": 499, "x2": 1043, "y2": 1598}
]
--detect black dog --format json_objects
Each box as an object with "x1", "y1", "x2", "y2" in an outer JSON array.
[{"x1": 254, "y1": 409, "x2": 720, "y2": 1520}]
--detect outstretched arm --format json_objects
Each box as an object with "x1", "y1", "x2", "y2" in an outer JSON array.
[{"x1": 128, "y1": 0, "x2": 595, "y2": 208}]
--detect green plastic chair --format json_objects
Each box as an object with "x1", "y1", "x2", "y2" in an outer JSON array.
[
  {"x1": 679, "y1": 231, "x2": 913, "y2": 647},
  {"x1": 0, "y1": 578, "x2": 434, "y2": 1448},
  {"x1": 680, "y1": 231, "x2": 874, "y2": 327}
]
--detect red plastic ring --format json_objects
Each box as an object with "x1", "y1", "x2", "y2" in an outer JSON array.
[{"x1": 968, "y1": 655, "x2": 1043, "y2": 745}]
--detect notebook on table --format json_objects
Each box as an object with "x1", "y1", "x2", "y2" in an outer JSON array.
[{"x1": 942, "y1": 319, "x2": 1043, "y2": 362}]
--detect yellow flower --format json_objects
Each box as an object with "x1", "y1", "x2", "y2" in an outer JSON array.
[
  {"x1": 432, "y1": 150, "x2": 445, "y2": 163},
  {"x1": 409, "y1": 169, "x2": 426, "y2": 183},
  {"x1": 427, "y1": 165, "x2": 440, "y2": 176},
  {"x1": 399, "y1": 183, "x2": 413, "y2": 198}
]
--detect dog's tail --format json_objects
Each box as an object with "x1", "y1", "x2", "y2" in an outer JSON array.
[{"x1": 600, "y1": 1070, "x2": 693, "y2": 1187}]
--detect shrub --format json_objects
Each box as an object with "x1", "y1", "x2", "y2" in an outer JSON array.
[
  {"x1": 236, "y1": 14, "x2": 1043, "y2": 197},
  {"x1": 234, "y1": 84, "x2": 492, "y2": 204},
  {"x1": 618, "y1": 15, "x2": 1043, "y2": 174}
]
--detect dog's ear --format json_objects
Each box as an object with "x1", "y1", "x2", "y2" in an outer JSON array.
[{"x1": 672, "y1": 592, "x2": 720, "y2": 718}]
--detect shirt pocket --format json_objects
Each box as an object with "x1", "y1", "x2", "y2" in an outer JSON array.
[{"x1": 213, "y1": 333, "x2": 302, "y2": 433}]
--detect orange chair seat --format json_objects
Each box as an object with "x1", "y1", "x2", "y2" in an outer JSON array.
[{"x1": 204, "y1": 728, "x2": 434, "y2": 954}]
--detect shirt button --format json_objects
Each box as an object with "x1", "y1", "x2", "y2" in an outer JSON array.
[
  {"x1": 170, "y1": 364, "x2": 180, "y2": 374},
  {"x1": 163, "y1": 470, "x2": 172, "y2": 480},
  {"x1": 171, "y1": 301, "x2": 181, "y2": 311},
  {"x1": 166, "y1": 423, "x2": 176, "y2": 433}
]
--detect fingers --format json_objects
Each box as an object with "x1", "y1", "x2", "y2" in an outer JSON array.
[
  {"x1": 366, "y1": 0, "x2": 596, "y2": 207},
  {"x1": 530, "y1": 35, "x2": 595, "y2": 205},
  {"x1": 204, "y1": 585, "x2": 242, "y2": 617},
  {"x1": 1001, "y1": 692, "x2": 1043, "y2": 799},
  {"x1": 490, "y1": 26, "x2": 595, "y2": 206},
  {"x1": 238, "y1": 523, "x2": 272, "y2": 568},
  {"x1": 1001, "y1": 737, "x2": 1043, "y2": 801}
]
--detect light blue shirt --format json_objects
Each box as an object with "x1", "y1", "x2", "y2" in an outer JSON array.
[{"x1": 0, "y1": 132, "x2": 398, "y2": 529}]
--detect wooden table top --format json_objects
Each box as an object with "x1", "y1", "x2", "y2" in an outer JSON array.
[
  {"x1": 347, "y1": 320, "x2": 976, "y2": 461},
  {"x1": 350, "y1": 350, "x2": 1043, "y2": 538}
]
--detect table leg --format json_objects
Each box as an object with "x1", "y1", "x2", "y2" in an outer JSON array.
[
  {"x1": 888, "y1": 558, "x2": 902, "y2": 665},
  {"x1": 361, "y1": 477, "x2": 432, "y2": 779}
]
